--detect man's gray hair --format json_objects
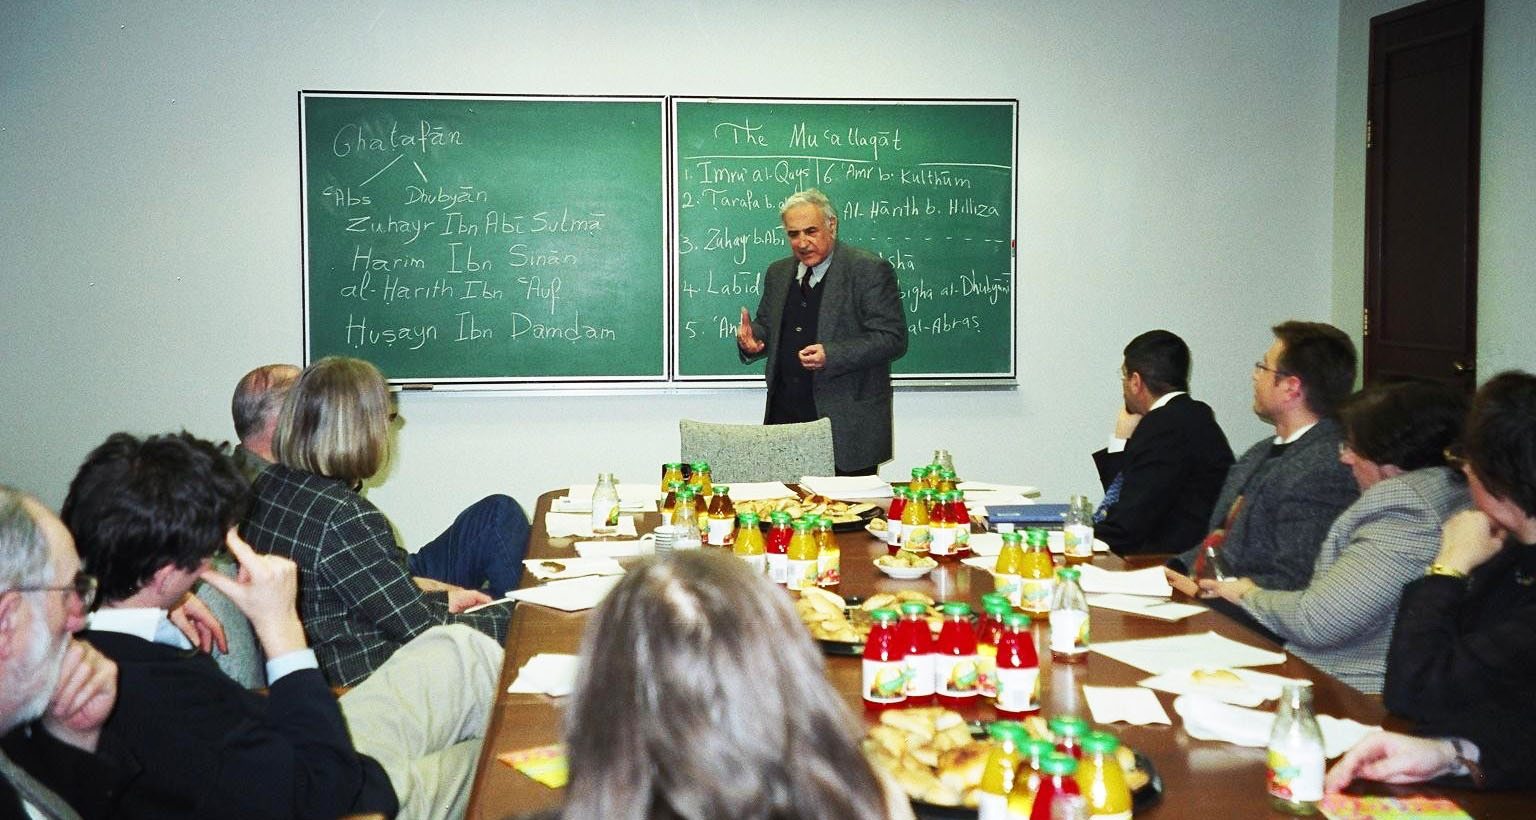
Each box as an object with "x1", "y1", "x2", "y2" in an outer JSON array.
[
  {"x1": 232, "y1": 363, "x2": 300, "y2": 442},
  {"x1": 0, "y1": 486, "x2": 50, "y2": 592},
  {"x1": 780, "y1": 188, "x2": 837, "y2": 222}
]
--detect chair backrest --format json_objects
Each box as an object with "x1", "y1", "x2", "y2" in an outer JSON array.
[{"x1": 678, "y1": 418, "x2": 835, "y2": 484}]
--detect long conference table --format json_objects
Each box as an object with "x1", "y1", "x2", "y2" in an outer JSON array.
[{"x1": 466, "y1": 490, "x2": 1534, "y2": 820}]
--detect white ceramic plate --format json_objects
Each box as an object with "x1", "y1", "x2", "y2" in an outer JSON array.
[{"x1": 873, "y1": 559, "x2": 936, "y2": 580}]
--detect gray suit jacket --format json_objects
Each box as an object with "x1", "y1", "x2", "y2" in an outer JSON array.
[
  {"x1": 1240, "y1": 466, "x2": 1471, "y2": 693},
  {"x1": 743, "y1": 242, "x2": 908, "y2": 470},
  {"x1": 1177, "y1": 417, "x2": 1360, "y2": 590}
]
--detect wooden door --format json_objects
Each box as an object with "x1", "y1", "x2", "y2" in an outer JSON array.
[{"x1": 1364, "y1": 0, "x2": 1482, "y2": 388}]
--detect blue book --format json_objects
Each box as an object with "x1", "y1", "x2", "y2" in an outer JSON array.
[{"x1": 985, "y1": 503, "x2": 1069, "y2": 528}]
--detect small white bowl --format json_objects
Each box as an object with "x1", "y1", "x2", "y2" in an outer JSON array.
[{"x1": 873, "y1": 558, "x2": 936, "y2": 580}]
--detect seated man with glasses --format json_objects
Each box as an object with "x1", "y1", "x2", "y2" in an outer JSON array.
[
  {"x1": 62, "y1": 431, "x2": 502, "y2": 820},
  {"x1": 1168, "y1": 321, "x2": 1361, "y2": 594},
  {"x1": 0, "y1": 485, "x2": 129, "y2": 819}
]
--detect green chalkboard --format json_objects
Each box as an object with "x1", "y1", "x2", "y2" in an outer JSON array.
[
  {"x1": 672, "y1": 98, "x2": 1016, "y2": 380},
  {"x1": 301, "y1": 93, "x2": 667, "y2": 382}
]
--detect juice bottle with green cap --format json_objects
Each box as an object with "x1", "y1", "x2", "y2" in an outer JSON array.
[
  {"x1": 930, "y1": 490, "x2": 958, "y2": 557},
  {"x1": 813, "y1": 515, "x2": 840, "y2": 587},
  {"x1": 705, "y1": 485, "x2": 735, "y2": 546},
  {"x1": 785, "y1": 518, "x2": 818, "y2": 591},
  {"x1": 995, "y1": 611, "x2": 1041, "y2": 717},
  {"x1": 765, "y1": 511, "x2": 793, "y2": 584},
  {"x1": 660, "y1": 462, "x2": 684, "y2": 494},
  {"x1": 732, "y1": 512, "x2": 765, "y2": 575},
  {"x1": 1049, "y1": 567, "x2": 1090, "y2": 662},
  {"x1": 1020, "y1": 528, "x2": 1056, "y2": 619},
  {"x1": 687, "y1": 461, "x2": 712, "y2": 497},
  {"x1": 935, "y1": 601, "x2": 980, "y2": 706},
  {"x1": 1076, "y1": 731, "x2": 1133, "y2": 820},
  {"x1": 978, "y1": 721, "x2": 1029, "y2": 820},
  {"x1": 977, "y1": 593, "x2": 1010, "y2": 699},
  {"x1": 994, "y1": 530, "x2": 1025, "y2": 605},
  {"x1": 861, "y1": 609, "x2": 907, "y2": 711},
  {"x1": 886, "y1": 485, "x2": 909, "y2": 551},
  {"x1": 897, "y1": 600, "x2": 936, "y2": 705}
]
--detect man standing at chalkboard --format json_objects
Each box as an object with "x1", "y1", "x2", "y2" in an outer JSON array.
[{"x1": 737, "y1": 188, "x2": 908, "y2": 476}]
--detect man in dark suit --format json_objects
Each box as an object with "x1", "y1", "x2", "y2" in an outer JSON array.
[
  {"x1": 737, "y1": 188, "x2": 908, "y2": 475},
  {"x1": 1093, "y1": 330, "x2": 1234, "y2": 554},
  {"x1": 1170, "y1": 321, "x2": 1362, "y2": 593}
]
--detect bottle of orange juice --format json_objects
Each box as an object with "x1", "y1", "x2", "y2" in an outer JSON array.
[
  {"x1": 994, "y1": 530, "x2": 1025, "y2": 605},
  {"x1": 785, "y1": 519, "x2": 819, "y2": 591},
  {"x1": 1019, "y1": 528, "x2": 1056, "y2": 619}
]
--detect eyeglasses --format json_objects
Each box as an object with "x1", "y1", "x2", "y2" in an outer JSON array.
[
  {"x1": 11, "y1": 571, "x2": 98, "y2": 610},
  {"x1": 1254, "y1": 360, "x2": 1294, "y2": 378}
]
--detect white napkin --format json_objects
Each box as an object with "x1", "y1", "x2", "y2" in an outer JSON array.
[
  {"x1": 544, "y1": 512, "x2": 639, "y2": 539},
  {"x1": 1139, "y1": 667, "x2": 1294, "y2": 708},
  {"x1": 506, "y1": 653, "x2": 581, "y2": 696},
  {"x1": 1082, "y1": 685, "x2": 1172, "y2": 725},
  {"x1": 957, "y1": 481, "x2": 1042, "y2": 498},
  {"x1": 1091, "y1": 631, "x2": 1287, "y2": 675},
  {"x1": 726, "y1": 481, "x2": 797, "y2": 501},
  {"x1": 1075, "y1": 564, "x2": 1172, "y2": 596},
  {"x1": 965, "y1": 532, "x2": 1005, "y2": 557},
  {"x1": 961, "y1": 555, "x2": 996, "y2": 574},
  {"x1": 1085, "y1": 593, "x2": 1204, "y2": 622},
  {"x1": 573, "y1": 539, "x2": 653, "y2": 559},
  {"x1": 523, "y1": 556, "x2": 625, "y2": 581},
  {"x1": 799, "y1": 475, "x2": 892, "y2": 498},
  {"x1": 1173, "y1": 694, "x2": 1380, "y2": 758},
  {"x1": 506, "y1": 575, "x2": 623, "y2": 612}
]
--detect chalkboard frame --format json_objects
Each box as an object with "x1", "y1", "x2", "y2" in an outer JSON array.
[
  {"x1": 299, "y1": 90, "x2": 671, "y2": 385},
  {"x1": 669, "y1": 96, "x2": 1018, "y2": 384}
]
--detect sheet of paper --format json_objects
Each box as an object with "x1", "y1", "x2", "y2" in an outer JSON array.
[
  {"x1": 965, "y1": 532, "x2": 1006, "y2": 557},
  {"x1": 573, "y1": 539, "x2": 653, "y2": 559},
  {"x1": 957, "y1": 481, "x2": 1042, "y2": 498},
  {"x1": 507, "y1": 574, "x2": 623, "y2": 612},
  {"x1": 799, "y1": 475, "x2": 893, "y2": 499},
  {"x1": 1075, "y1": 564, "x2": 1173, "y2": 596},
  {"x1": 1138, "y1": 666, "x2": 1295, "y2": 707},
  {"x1": 1091, "y1": 631, "x2": 1287, "y2": 674},
  {"x1": 522, "y1": 556, "x2": 626, "y2": 581},
  {"x1": 506, "y1": 652, "x2": 581, "y2": 696},
  {"x1": 1082, "y1": 685, "x2": 1172, "y2": 725},
  {"x1": 1319, "y1": 794, "x2": 1472, "y2": 820},
  {"x1": 967, "y1": 494, "x2": 1036, "y2": 513},
  {"x1": 1086, "y1": 593, "x2": 1206, "y2": 622},
  {"x1": 1173, "y1": 694, "x2": 1380, "y2": 758},
  {"x1": 725, "y1": 481, "x2": 797, "y2": 501},
  {"x1": 543, "y1": 512, "x2": 639, "y2": 539}
]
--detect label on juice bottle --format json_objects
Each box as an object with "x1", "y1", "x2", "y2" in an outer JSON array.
[
  {"x1": 995, "y1": 666, "x2": 1041, "y2": 713},
  {"x1": 1267, "y1": 743, "x2": 1324, "y2": 803},
  {"x1": 936, "y1": 654, "x2": 981, "y2": 698},
  {"x1": 1064, "y1": 523, "x2": 1095, "y2": 559},
  {"x1": 785, "y1": 558, "x2": 817, "y2": 591},
  {"x1": 706, "y1": 517, "x2": 735, "y2": 547},
  {"x1": 766, "y1": 552, "x2": 787, "y2": 585},
  {"x1": 994, "y1": 573, "x2": 1022, "y2": 606},
  {"x1": 816, "y1": 547, "x2": 841, "y2": 587},
  {"x1": 976, "y1": 644, "x2": 998, "y2": 698},
  {"x1": 737, "y1": 553, "x2": 766, "y2": 575},
  {"x1": 1049, "y1": 610, "x2": 1090, "y2": 655},
  {"x1": 904, "y1": 652, "x2": 936, "y2": 698},
  {"x1": 862, "y1": 659, "x2": 908, "y2": 705},
  {"x1": 930, "y1": 524, "x2": 956, "y2": 556},
  {"x1": 888, "y1": 519, "x2": 904, "y2": 546},
  {"x1": 976, "y1": 792, "x2": 1007, "y2": 820},
  {"x1": 1021, "y1": 578, "x2": 1055, "y2": 615}
]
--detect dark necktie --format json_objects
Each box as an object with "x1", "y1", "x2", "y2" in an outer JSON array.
[{"x1": 800, "y1": 268, "x2": 813, "y2": 299}]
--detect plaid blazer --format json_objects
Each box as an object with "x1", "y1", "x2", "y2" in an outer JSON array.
[{"x1": 242, "y1": 463, "x2": 509, "y2": 687}]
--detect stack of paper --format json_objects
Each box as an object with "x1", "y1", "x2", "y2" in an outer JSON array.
[
  {"x1": 1138, "y1": 666, "x2": 1294, "y2": 707},
  {"x1": 543, "y1": 512, "x2": 639, "y2": 539},
  {"x1": 1082, "y1": 685, "x2": 1172, "y2": 725},
  {"x1": 522, "y1": 556, "x2": 625, "y2": 581},
  {"x1": 506, "y1": 653, "x2": 581, "y2": 696},
  {"x1": 1173, "y1": 694, "x2": 1379, "y2": 758},
  {"x1": 1074, "y1": 564, "x2": 1172, "y2": 596},
  {"x1": 1086, "y1": 593, "x2": 1206, "y2": 622},
  {"x1": 799, "y1": 475, "x2": 892, "y2": 499},
  {"x1": 573, "y1": 539, "x2": 652, "y2": 559},
  {"x1": 1091, "y1": 631, "x2": 1287, "y2": 675},
  {"x1": 506, "y1": 575, "x2": 623, "y2": 612}
]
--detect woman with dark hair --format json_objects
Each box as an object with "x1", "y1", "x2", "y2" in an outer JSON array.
[
  {"x1": 241, "y1": 356, "x2": 512, "y2": 687},
  {"x1": 556, "y1": 550, "x2": 914, "y2": 820},
  {"x1": 1200, "y1": 380, "x2": 1470, "y2": 694}
]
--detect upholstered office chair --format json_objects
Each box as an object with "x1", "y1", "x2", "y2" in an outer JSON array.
[{"x1": 678, "y1": 418, "x2": 835, "y2": 484}]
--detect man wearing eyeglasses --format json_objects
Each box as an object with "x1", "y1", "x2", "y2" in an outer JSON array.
[
  {"x1": 1168, "y1": 321, "x2": 1361, "y2": 594},
  {"x1": 0, "y1": 486, "x2": 131, "y2": 820}
]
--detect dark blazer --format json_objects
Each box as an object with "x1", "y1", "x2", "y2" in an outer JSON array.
[
  {"x1": 81, "y1": 629, "x2": 397, "y2": 820},
  {"x1": 1385, "y1": 541, "x2": 1536, "y2": 788},
  {"x1": 1, "y1": 725, "x2": 138, "y2": 820},
  {"x1": 1092, "y1": 393, "x2": 1234, "y2": 555},
  {"x1": 1175, "y1": 418, "x2": 1359, "y2": 590},
  {"x1": 743, "y1": 242, "x2": 908, "y2": 471}
]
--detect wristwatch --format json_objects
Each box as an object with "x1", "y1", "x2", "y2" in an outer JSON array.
[
  {"x1": 1446, "y1": 737, "x2": 1487, "y2": 787},
  {"x1": 1425, "y1": 563, "x2": 1469, "y2": 580}
]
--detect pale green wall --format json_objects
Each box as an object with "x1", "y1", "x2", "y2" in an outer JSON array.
[
  {"x1": 1332, "y1": 0, "x2": 1536, "y2": 378},
  {"x1": 2, "y1": 1, "x2": 1345, "y2": 547}
]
